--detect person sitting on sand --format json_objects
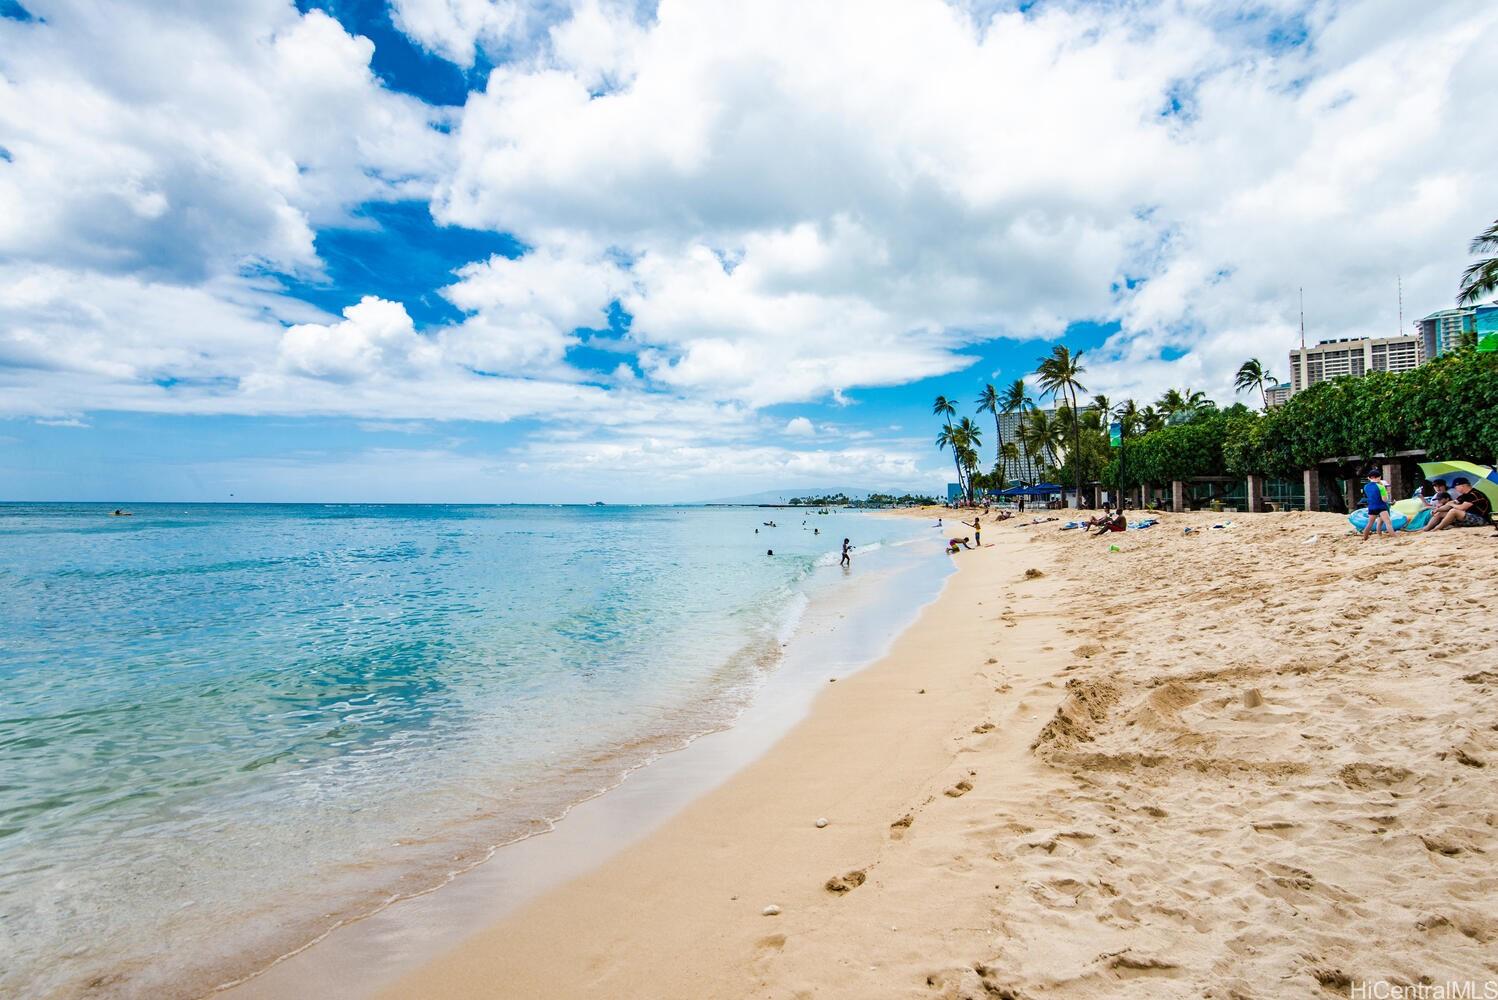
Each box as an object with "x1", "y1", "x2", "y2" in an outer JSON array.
[
  {"x1": 1092, "y1": 511, "x2": 1126, "y2": 536},
  {"x1": 1420, "y1": 479, "x2": 1450, "y2": 508},
  {"x1": 1421, "y1": 477, "x2": 1492, "y2": 531}
]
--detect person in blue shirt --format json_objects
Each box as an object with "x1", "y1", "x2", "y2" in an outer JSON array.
[{"x1": 1360, "y1": 469, "x2": 1395, "y2": 541}]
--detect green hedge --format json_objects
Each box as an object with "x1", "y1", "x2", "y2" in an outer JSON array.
[{"x1": 1110, "y1": 350, "x2": 1498, "y2": 485}]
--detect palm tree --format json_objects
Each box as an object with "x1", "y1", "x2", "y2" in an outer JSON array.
[
  {"x1": 1021, "y1": 408, "x2": 1064, "y2": 473},
  {"x1": 1155, "y1": 387, "x2": 1211, "y2": 422},
  {"x1": 955, "y1": 416, "x2": 983, "y2": 502},
  {"x1": 1459, "y1": 217, "x2": 1498, "y2": 305},
  {"x1": 999, "y1": 441, "x2": 1019, "y2": 485},
  {"x1": 1089, "y1": 393, "x2": 1112, "y2": 429},
  {"x1": 1234, "y1": 358, "x2": 1276, "y2": 410},
  {"x1": 935, "y1": 425, "x2": 963, "y2": 498},
  {"x1": 976, "y1": 383, "x2": 1005, "y2": 473},
  {"x1": 1035, "y1": 345, "x2": 1088, "y2": 503},
  {"x1": 1000, "y1": 378, "x2": 1034, "y2": 483},
  {"x1": 1138, "y1": 404, "x2": 1164, "y2": 433},
  {"x1": 933, "y1": 394, "x2": 965, "y2": 498}
]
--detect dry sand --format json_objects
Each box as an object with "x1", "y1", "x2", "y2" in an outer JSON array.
[{"x1": 367, "y1": 509, "x2": 1498, "y2": 999}]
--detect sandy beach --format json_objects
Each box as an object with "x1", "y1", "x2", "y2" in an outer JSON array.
[{"x1": 237, "y1": 508, "x2": 1498, "y2": 999}]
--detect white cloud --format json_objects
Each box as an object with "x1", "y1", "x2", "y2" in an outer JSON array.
[
  {"x1": 430, "y1": 0, "x2": 1498, "y2": 410},
  {"x1": 4, "y1": 0, "x2": 1498, "y2": 498},
  {"x1": 0, "y1": 2, "x2": 447, "y2": 282},
  {"x1": 279, "y1": 296, "x2": 442, "y2": 381},
  {"x1": 390, "y1": 0, "x2": 527, "y2": 68},
  {"x1": 784, "y1": 416, "x2": 815, "y2": 437}
]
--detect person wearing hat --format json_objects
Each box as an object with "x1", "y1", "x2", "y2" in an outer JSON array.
[
  {"x1": 1419, "y1": 478, "x2": 1450, "y2": 508},
  {"x1": 1360, "y1": 468, "x2": 1395, "y2": 541},
  {"x1": 1421, "y1": 476, "x2": 1494, "y2": 531}
]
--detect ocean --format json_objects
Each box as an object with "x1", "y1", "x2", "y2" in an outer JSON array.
[{"x1": 0, "y1": 503, "x2": 948, "y2": 998}]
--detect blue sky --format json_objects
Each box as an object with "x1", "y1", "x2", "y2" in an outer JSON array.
[{"x1": 2, "y1": 0, "x2": 1496, "y2": 501}]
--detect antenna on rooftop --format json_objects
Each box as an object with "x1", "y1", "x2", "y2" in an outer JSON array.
[
  {"x1": 1397, "y1": 273, "x2": 1403, "y2": 335},
  {"x1": 1299, "y1": 287, "x2": 1306, "y2": 350}
]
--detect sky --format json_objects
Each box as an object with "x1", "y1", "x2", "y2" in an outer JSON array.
[{"x1": 2, "y1": 0, "x2": 1496, "y2": 502}]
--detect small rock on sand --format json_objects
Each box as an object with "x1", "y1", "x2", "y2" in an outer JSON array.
[
  {"x1": 815, "y1": 817, "x2": 828, "y2": 828},
  {"x1": 762, "y1": 905, "x2": 781, "y2": 916}
]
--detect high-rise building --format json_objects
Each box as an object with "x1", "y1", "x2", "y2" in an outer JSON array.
[
  {"x1": 989, "y1": 408, "x2": 1054, "y2": 484},
  {"x1": 1264, "y1": 382, "x2": 1292, "y2": 407},
  {"x1": 1288, "y1": 333, "x2": 1424, "y2": 394},
  {"x1": 1416, "y1": 307, "x2": 1476, "y2": 358}
]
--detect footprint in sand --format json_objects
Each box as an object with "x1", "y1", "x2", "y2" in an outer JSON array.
[
  {"x1": 824, "y1": 869, "x2": 867, "y2": 894},
  {"x1": 945, "y1": 780, "x2": 974, "y2": 797},
  {"x1": 889, "y1": 814, "x2": 914, "y2": 839}
]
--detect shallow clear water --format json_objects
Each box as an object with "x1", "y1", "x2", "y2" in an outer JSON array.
[{"x1": 0, "y1": 503, "x2": 941, "y2": 998}]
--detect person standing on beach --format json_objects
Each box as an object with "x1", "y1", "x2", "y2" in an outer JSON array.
[
  {"x1": 963, "y1": 517, "x2": 981, "y2": 546},
  {"x1": 840, "y1": 538, "x2": 852, "y2": 567},
  {"x1": 1361, "y1": 469, "x2": 1394, "y2": 541}
]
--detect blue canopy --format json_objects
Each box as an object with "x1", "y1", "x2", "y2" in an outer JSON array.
[{"x1": 998, "y1": 483, "x2": 1064, "y2": 497}]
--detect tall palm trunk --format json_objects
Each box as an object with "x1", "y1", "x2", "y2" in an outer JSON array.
[
  {"x1": 1069, "y1": 385, "x2": 1083, "y2": 505},
  {"x1": 992, "y1": 413, "x2": 1005, "y2": 476},
  {"x1": 944, "y1": 415, "x2": 965, "y2": 498}
]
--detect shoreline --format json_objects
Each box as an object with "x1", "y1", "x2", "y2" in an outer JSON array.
[
  {"x1": 225, "y1": 507, "x2": 1498, "y2": 998},
  {"x1": 362, "y1": 510, "x2": 1053, "y2": 998},
  {"x1": 216, "y1": 511, "x2": 953, "y2": 1000}
]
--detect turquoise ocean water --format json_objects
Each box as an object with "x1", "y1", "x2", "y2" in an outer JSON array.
[{"x1": 0, "y1": 503, "x2": 944, "y2": 998}]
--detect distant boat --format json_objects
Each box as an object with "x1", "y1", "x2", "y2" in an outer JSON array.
[{"x1": 592, "y1": 501, "x2": 606, "y2": 506}]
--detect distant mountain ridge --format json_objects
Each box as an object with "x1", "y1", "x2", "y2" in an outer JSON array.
[{"x1": 698, "y1": 487, "x2": 884, "y2": 505}]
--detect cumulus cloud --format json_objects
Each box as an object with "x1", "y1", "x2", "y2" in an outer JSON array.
[
  {"x1": 5, "y1": 0, "x2": 1498, "y2": 497},
  {"x1": 0, "y1": 1, "x2": 447, "y2": 282},
  {"x1": 784, "y1": 416, "x2": 815, "y2": 437},
  {"x1": 429, "y1": 0, "x2": 1498, "y2": 409}
]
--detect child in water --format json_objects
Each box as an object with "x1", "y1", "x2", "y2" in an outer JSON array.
[{"x1": 840, "y1": 538, "x2": 852, "y2": 566}]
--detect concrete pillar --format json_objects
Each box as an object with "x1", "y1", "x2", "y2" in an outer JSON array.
[
  {"x1": 1246, "y1": 474, "x2": 1265, "y2": 513},
  {"x1": 1345, "y1": 476, "x2": 1361, "y2": 513},
  {"x1": 1383, "y1": 461, "x2": 1406, "y2": 501},
  {"x1": 1171, "y1": 480, "x2": 1186, "y2": 513},
  {"x1": 1091, "y1": 485, "x2": 1102, "y2": 509},
  {"x1": 1303, "y1": 468, "x2": 1320, "y2": 511}
]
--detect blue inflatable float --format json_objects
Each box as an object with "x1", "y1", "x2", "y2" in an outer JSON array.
[{"x1": 1348, "y1": 498, "x2": 1429, "y2": 532}]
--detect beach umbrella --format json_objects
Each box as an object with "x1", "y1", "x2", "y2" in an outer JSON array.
[{"x1": 1419, "y1": 461, "x2": 1498, "y2": 508}]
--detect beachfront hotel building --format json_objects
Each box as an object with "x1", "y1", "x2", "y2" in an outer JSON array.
[
  {"x1": 1417, "y1": 307, "x2": 1476, "y2": 358},
  {"x1": 1287, "y1": 333, "x2": 1424, "y2": 394},
  {"x1": 993, "y1": 407, "x2": 1054, "y2": 484}
]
